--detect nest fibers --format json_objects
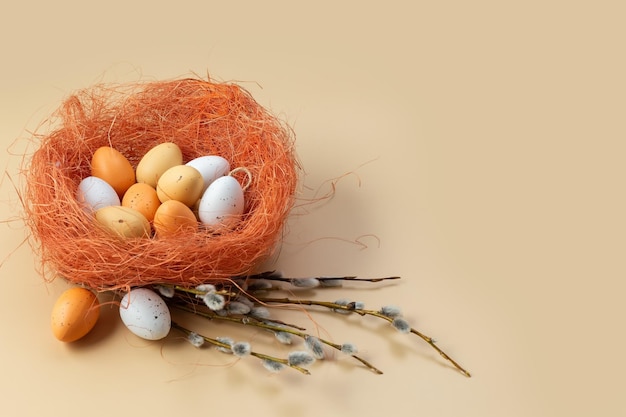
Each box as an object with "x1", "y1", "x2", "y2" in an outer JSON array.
[{"x1": 23, "y1": 78, "x2": 298, "y2": 291}]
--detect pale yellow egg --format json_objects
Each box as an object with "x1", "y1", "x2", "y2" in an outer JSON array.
[
  {"x1": 95, "y1": 206, "x2": 151, "y2": 238},
  {"x1": 135, "y1": 142, "x2": 183, "y2": 188},
  {"x1": 156, "y1": 165, "x2": 204, "y2": 207}
]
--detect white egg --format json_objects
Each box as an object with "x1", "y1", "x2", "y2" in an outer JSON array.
[
  {"x1": 198, "y1": 175, "x2": 245, "y2": 228},
  {"x1": 76, "y1": 176, "x2": 121, "y2": 213},
  {"x1": 119, "y1": 288, "x2": 171, "y2": 341},
  {"x1": 185, "y1": 155, "x2": 230, "y2": 192}
]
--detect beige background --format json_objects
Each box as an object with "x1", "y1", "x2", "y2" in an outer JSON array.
[{"x1": 1, "y1": 1, "x2": 625, "y2": 416}]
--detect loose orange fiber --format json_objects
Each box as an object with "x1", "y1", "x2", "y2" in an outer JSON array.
[{"x1": 23, "y1": 77, "x2": 299, "y2": 291}]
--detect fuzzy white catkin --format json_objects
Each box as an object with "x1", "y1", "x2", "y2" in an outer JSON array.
[
  {"x1": 187, "y1": 332, "x2": 205, "y2": 348},
  {"x1": 290, "y1": 278, "x2": 320, "y2": 288},
  {"x1": 226, "y1": 301, "x2": 251, "y2": 315},
  {"x1": 216, "y1": 336, "x2": 233, "y2": 353},
  {"x1": 274, "y1": 331, "x2": 293, "y2": 345},
  {"x1": 250, "y1": 306, "x2": 271, "y2": 319},
  {"x1": 155, "y1": 285, "x2": 175, "y2": 298},
  {"x1": 305, "y1": 336, "x2": 325, "y2": 359},
  {"x1": 333, "y1": 298, "x2": 352, "y2": 315},
  {"x1": 287, "y1": 351, "x2": 315, "y2": 367},
  {"x1": 380, "y1": 305, "x2": 402, "y2": 318},
  {"x1": 195, "y1": 284, "x2": 216, "y2": 293},
  {"x1": 262, "y1": 359, "x2": 285, "y2": 373},
  {"x1": 231, "y1": 342, "x2": 251, "y2": 357},
  {"x1": 203, "y1": 293, "x2": 226, "y2": 311},
  {"x1": 235, "y1": 296, "x2": 255, "y2": 308},
  {"x1": 340, "y1": 343, "x2": 358, "y2": 355},
  {"x1": 392, "y1": 317, "x2": 411, "y2": 333}
]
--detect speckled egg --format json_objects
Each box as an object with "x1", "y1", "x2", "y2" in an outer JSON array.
[
  {"x1": 156, "y1": 165, "x2": 204, "y2": 207},
  {"x1": 185, "y1": 155, "x2": 230, "y2": 192},
  {"x1": 197, "y1": 175, "x2": 245, "y2": 229},
  {"x1": 121, "y1": 182, "x2": 161, "y2": 222},
  {"x1": 119, "y1": 288, "x2": 171, "y2": 341},
  {"x1": 95, "y1": 206, "x2": 151, "y2": 238}
]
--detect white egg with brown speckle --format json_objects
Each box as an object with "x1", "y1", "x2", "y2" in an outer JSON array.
[
  {"x1": 119, "y1": 288, "x2": 171, "y2": 340},
  {"x1": 185, "y1": 155, "x2": 230, "y2": 192},
  {"x1": 197, "y1": 175, "x2": 245, "y2": 229}
]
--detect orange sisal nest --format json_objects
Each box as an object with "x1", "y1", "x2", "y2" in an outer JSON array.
[{"x1": 23, "y1": 78, "x2": 298, "y2": 292}]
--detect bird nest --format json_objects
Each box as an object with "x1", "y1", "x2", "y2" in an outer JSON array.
[{"x1": 22, "y1": 78, "x2": 298, "y2": 291}]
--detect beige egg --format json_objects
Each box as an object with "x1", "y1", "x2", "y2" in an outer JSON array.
[
  {"x1": 153, "y1": 199, "x2": 198, "y2": 236},
  {"x1": 156, "y1": 165, "x2": 204, "y2": 207},
  {"x1": 95, "y1": 206, "x2": 151, "y2": 238},
  {"x1": 135, "y1": 142, "x2": 183, "y2": 188}
]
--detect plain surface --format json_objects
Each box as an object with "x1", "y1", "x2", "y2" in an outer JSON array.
[{"x1": 1, "y1": 1, "x2": 625, "y2": 416}]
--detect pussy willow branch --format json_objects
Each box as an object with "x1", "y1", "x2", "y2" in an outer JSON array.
[
  {"x1": 172, "y1": 302, "x2": 383, "y2": 374},
  {"x1": 242, "y1": 272, "x2": 402, "y2": 284},
  {"x1": 257, "y1": 297, "x2": 471, "y2": 378},
  {"x1": 170, "y1": 321, "x2": 310, "y2": 375}
]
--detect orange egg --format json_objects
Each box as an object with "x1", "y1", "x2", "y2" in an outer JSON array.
[
  {"x1": 91, "y1": 146, "x2": 136, "y2": 197},
  {"x1": 121, "y1": 183, "x2": 161, "y2": 222},
  {"x1": 153, "y1": 199, "x2": 198, "y2": 236},
  {"x1": 51, "y1": 287, "x2": 100, "y2": 342}
]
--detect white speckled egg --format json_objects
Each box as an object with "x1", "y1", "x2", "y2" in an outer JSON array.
[
  {"x1": 197, "y1": 175, "x2": 245, "y2": 228},
  {"x1": 185, "y1": 155, "x2": 230, "y2": 192},
  {"x1": 76, "y1": 176, "x2": 121, "y2": 213},
  {"x1": 119, "y1": 288, "x2": 171, "y2": 340}
]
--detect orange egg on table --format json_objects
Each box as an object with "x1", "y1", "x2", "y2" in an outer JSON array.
[
  {"x1": 51, "y1": 287, "x2": 100, "y2": 342},
  {"x1": 121, "y1": 183, "x2": 161, "y2": 222},
  {"x1": 153, "y1": 199, "x2": 198, "y2": 236},
  {"x1": 91, "y1": 146, "x2": 135, "y2": 197}
]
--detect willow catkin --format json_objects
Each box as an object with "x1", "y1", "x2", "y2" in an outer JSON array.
[{"x1": 23, "y1": 78, "x2": 298, "y2": 292}]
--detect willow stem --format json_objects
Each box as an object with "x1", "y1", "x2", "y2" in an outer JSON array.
[
  {"x1": 172, "y1": 303, "x2": 384, "y2": 375},
  {"x1": 246, "y1": 272, "x2": 401, "y2": 284},
  {"x1": 257, "y1": 297, "x2": 471, "y2": 377},
  {"x1": 170, "y1": 321, "x2": 310, "y2": 375},
  {"x1": 171, "y1": 285, "x2": 236, "y2": 298}
]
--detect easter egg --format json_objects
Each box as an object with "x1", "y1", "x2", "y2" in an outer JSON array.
[
  {"x1": 156, "y1": 165, "x2": 204, "y2": 207},
  {"x1": 95, "y1": 206, "x2": 151, "y2": 238},
  {"x1": 91, "y1": 146, "x2": 135, "y2": 197},
  {"x1": 135, "y1": 142, "x2": 183, "y2": 188},
  {"x1": 153, "y1": 199, "x2": 198, "y2": 236},
  {"x1": 119, "y1": 288, "x2": 171, "y2": 340},
  {"x1": 121, "y1": 183, "x2": 161, "y2": 222},
  {"x1": 185, "y1": 155, "x2": 230, "y2": 192},
  {"x1": 197, "y1": 175, "x2": 245, "y2": 228},
  {"x1": 76, "y1": 176, "x2": 121, "y2": 213},
  {"x1": 51, "y1": 287, "x2": 100, "y2": 342}
]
